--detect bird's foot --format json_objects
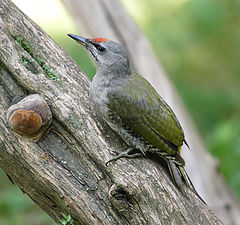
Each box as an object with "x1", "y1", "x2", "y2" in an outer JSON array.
[{"x1": 106, "y1": 148, "x2": 143, "y2": 166}]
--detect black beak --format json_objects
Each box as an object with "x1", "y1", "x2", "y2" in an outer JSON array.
[{"x1": 67, "y1": 34, "x2": 88, "y2": 47}]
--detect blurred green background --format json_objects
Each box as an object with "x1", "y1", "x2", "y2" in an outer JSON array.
[{"x1": 1, "y1": 0, "x2": 239, "y2": 224}]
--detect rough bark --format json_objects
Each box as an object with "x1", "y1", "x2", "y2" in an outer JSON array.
[
  {"x1": 60, "y1": 0, "x2": 240, "y2": 224},
  {"x1": 0, "y1": 0, "x2": 228, "y2": 224}
]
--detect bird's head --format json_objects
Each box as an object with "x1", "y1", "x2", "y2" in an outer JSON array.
[{"x1": 68, "y1": 34, "x2": 130, "y2": 73}]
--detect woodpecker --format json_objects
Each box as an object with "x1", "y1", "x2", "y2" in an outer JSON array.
[{"x1": 68, "y1": 34, "x2": 204, "y2": 202}]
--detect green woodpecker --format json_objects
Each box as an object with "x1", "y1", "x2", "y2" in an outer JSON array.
[{"x1": 68, "y1": 34, "x2": 204, "y2": 202}]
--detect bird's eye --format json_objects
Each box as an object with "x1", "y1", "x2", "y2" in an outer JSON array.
[{"x1": 96, "y1": 45, "x2": 106, "y2": 52}]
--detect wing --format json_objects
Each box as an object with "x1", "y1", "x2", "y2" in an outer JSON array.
[{"x1": 107, "y1": 73, "x2": 185, "y2": 155}]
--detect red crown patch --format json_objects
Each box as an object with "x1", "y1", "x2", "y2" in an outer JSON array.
[{"x1": 93, "y1": 38, "x2": 109, "y2": 43}]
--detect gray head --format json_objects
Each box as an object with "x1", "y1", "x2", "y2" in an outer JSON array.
[{"x1": 68, "y1": 34, "x2": 131, "y2": 74}]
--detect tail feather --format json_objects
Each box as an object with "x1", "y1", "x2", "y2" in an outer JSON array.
[
  {"x1": 167, "y1": 160, "x2": 187, "y2": 197},
  {"x1": 183, "y1": 138, "x2": 190, "y2": 149},
  {"x1": 178, "y1": 166, "x2": 206, "y2": 203},
  {"x1": 167, "y1": 160, "x2": 205, "y2": 203}
]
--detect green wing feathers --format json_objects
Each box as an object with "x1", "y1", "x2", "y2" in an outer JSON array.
[{"x1": 107, "y1": 73, "x2": 185, "y2": 156}]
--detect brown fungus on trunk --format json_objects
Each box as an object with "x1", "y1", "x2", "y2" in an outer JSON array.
[{"x1": 6, "y1": 94, "x2": 52, "y2": 142}]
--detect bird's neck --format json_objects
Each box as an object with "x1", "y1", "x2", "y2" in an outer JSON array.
[{"x1": 95, "y1": 63, "x2": 132, "y2": 86}]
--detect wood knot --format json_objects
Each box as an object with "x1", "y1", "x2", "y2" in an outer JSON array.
[
  {"x1": 108, "y1": 184, "x2": 135, "y2": 215},
  {"x1": 108, "y1": 184, "x2": 143, "y2": 222},
  {"x1": 6, "y1": 94, "x2": 52, "y2": 142},
  {"x1": 109, "y1": 184, "x2": 132, "y2": 203}
]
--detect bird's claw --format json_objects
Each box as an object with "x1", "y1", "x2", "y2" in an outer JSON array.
[{"x1": 105, "y1": 147, "x2": 143, "y2": 166}]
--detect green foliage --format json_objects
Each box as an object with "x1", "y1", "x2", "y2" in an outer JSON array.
[
  {"x1": 208, "y1": 116, "x2": 240, "y2": 196},
  {"x1": 59, "y1": 214, "x2": 74, "y2": 225},
  {"x1": 0, "y1": 170, "x2": 54, "y2": 225}
]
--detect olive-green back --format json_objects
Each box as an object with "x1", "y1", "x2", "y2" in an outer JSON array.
[{"x1": 107, "y1": 73, "x2": 184, "y2": 155}]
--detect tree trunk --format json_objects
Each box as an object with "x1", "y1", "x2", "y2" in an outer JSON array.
[{"x1": 0, "y1": 0, "x2": 230, "y2": 224}]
